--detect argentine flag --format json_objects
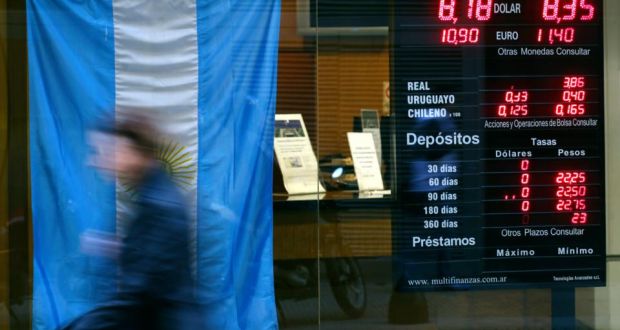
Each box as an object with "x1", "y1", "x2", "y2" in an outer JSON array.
[{"x1": 27, "y1": 0, "x2": 280, "y2": 329}]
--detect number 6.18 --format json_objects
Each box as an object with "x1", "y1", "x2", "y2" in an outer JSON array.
[{"x1": 438, "y1": 0, "x2": 493, "y2": 23}]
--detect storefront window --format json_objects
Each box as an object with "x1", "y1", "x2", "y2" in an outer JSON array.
[
  {"x1": 2, "y1": 0, "x2": 620, "y2": 329},
  {"x1": 274, "y1": 0, "x2": 620, "y2": 329}
]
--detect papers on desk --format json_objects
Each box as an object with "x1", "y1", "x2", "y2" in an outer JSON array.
[
  {"x1": 347, "y1": 132, "x2": 384, "y2": 192},
  {"x1": 274, "y1": 114, "x2": 326, "y2": 195}
]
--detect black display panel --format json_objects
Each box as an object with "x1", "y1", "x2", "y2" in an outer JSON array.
[{"x1": 391, "y1": 0, "x2": 605, "y2": 290}]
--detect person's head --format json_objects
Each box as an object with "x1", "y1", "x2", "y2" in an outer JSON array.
[{"x1": 89, "y1": 113, "x2": 158, "y2": 183}]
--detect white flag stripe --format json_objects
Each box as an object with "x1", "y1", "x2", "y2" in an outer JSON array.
[{"x1": 112, "y1": 0, "x2": 199, "y2": 255}]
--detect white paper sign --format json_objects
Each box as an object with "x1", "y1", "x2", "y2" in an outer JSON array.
[
  {"x1": 274, "y1": 114, "x2": 326, "y2": 195},
  {"x1": 347, "y1": 132, "x2": 384, "y2": 192}
]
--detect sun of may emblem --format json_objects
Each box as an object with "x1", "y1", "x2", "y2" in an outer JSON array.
[
  {"x1": 156, "y1": 138, "x2": 196, "y2": 189},
  {"x1": 120, "y1": 137, "x2": 196, "y2": 195}
]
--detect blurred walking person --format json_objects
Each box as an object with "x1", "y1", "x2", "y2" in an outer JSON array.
[{"x1": 62, "y1": 114, "x2": 201, "y2": 330}]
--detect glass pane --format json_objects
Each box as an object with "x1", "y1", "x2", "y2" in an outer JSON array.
[
  {"x1": 315, "y1": 0, "x2": 393, "y2": 327},
  {"x1": 272, "y1": 0, "x2": 320, "y2": 327},
  {"x1": 0, "y1": 1, "x2": 8, "y2": 326},
  {"x1": 315, "y1": 0, "x2": 613, "y2": 329}
]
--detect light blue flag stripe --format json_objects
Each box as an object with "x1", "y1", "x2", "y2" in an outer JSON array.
[
  {"x1": 196, "y1": 0, "x2": 280, "y2": 327},
  {"x1": 27, "y1": 0, "x2": 116, "y2": 328}
]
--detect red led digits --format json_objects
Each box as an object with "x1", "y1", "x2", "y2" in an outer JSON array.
[
  {"x1": 579, "y1": 0, "x2": 595, "y2": 20},
  {"x1": 439, "y1": 0, "x2": 457, "y2": 23},
  {"x1": 520, "y1": 173, "x2": 530, "y2": 185},
  {"x1": 438, "y1": 0, "x2": 493, "y2": 44},
  {"x1": 520, "y1": 159, "x2": 529, "y2": 171},
  {"x1": 556, "y1": 185, "x2": 587, "y2": 197},
  {"x1": 554, "y1": 171, "x2": 588, "y2": 224},
  {"x1": 538, "y1": 0, "x2": 595, "y2": 43},
  {"x1": 563, "y1": 76, "x2": 585, "y2": 88},
  {"x1": 520, "y1": 160, "x2": 531, "y2": 213},
  {"x1": 562, "y1": 90, "x2": 586, "y2": 102},
  {"x1": 556, "y1": 199, "x2": 586, "y2": 211},
  {"x1": 543, "y1": 0, "x2": 560, "y2": 20},
  {"x1": 442, "y1": 28, "x2": 480, "y2": 45},
  {"x1": 555, "y1": 76, "x2": 587, "y2": 116},
  {"x1": 562, "y1": 0, "x2": 578, "y2": 21},
  {"x1": 536, "y1": 27, "x2": 575, "y2": 45},
  {"x1": 501, "y1": 159, "x2": 532, "y2": 223},
  {"x1": 467, "y1": 0, "x2": 474, "y2": 19},
  {"x1": 439, "y1": 0, "x2": 494, "y2": 23},
  {"x1": 467, "y1": 0, "x2": 493, "y2": 21},
  {"x1": 571, "y1": 212, "x2": 588, "y2": 224},
  {"x1": 542, "y1": 0, "x2": 596, "y2": 23},
  {"x1": 505, "y1": 89, "x2": 529, "y2": 103},
  {"x1": 497, "y1": 87, "x2": 528, "y2": 117},
  {"x1": 554, "y1": 171, "x2": 586, "y2": 184}
]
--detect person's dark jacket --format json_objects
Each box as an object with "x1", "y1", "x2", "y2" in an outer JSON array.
[
  {"x1": 62, "y1": 164, "x2": 199, "y2": 329},
  {"x1": 120, "y1": 164, "x2": 193, "y2": 305}
]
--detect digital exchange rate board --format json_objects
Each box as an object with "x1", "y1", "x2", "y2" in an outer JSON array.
[{"x1": 392, "y1": 0, "x2": 605, "y2": 290}]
